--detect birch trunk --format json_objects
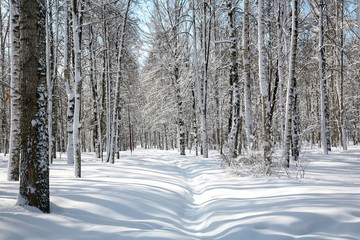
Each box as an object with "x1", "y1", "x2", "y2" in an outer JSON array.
[
  {"x1": 276, "y1": 0, "x2": 285, "y2": 147},
  {"x1": 18, "y1": 0, "x2": 50, "y2": 213},
  {"x1": 258, "y1": 0, "x2": 272, "y2": 172},
  {"x1": 0, "y1": 2, "x2": 5, "y2": 155},
  {"x1": 108, "y1": 0, "x2": 131, "y2": 163},
  {"x1": 226, "y1": 0, "x2": 240, "y2": 159},
  {"x1": 336, "y1": 0, "x2": 347, "y2": 150},
  {"x1": 243, "y1": 0, "x2": 254, "y2": 151},
  {"x1": 64, "y1": 0, "x2": 74, "y2": 164},
  {"x1": 192, "y1": 0, "x2": 208, "y2": 158},
  {"x1": 319, "y1": 1, "x2": 330, "y2": 154},
  {"x1": 89, "y1": 25, "x2": 101, "y2": 158},
  {"x1": 283, "y1": 0, "x2": 298, "y2": 166},
  {"x1": 174, "y1": 67, "x2": 185, "y2": 156},
  {"x1": 8, "y1": 0, "x2": 21, "y2": 181},
  {"x1": 102, "y1": 4, "x2": 112, "y2": 162},
  {"x1": 72, "y1": 0, "x2": 81, "y2": 177},
  {"x1": 172, "y1": 2, "x2": 185, "y2": 156},
  {"x1": 46, "y1": 0, "x2": 54, "y2": 164}
]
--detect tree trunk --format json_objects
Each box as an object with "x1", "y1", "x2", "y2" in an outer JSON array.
[
  {"x1": 276, "y1": 0, "x2": 285, "y2": 149},
  {"x1": 243, "y1": 0, "x2": 254, "y2": 151},
  {"x1": 226, "y1": 0, "x2": 240, "y2": 159},
  {"x1": 336, "y1": 0, "x2": 347, "y2": 150},
  {"x1": 8, "y1": 0, "x2": 21, "y2": 181},
  {"x1": 46, "y1": 0, "x2": 54, "y2": 164},
  {"x1": 108, "y1": 0, "x2": 131, "y2": 163},
  {"x1": 258, "y1": 0, "x2": 272, "y2": 172},
  {"x1": 283, "y1": 0, "x2": 298, "y2": 166},
  {"x1": 72, "y1": 0, "x2": 82, "y2": 177},
  {"x1": 63, "y1": 0, "x2": 74, "y2": 165},
  {"x1": 18, "y1": 0, "x2": 50, "y2": 213},
  {"x1": 319, "y1": 1, "x2": 330, "y2": 154},
  {"x1": 192, "y1": 0, "x2": 208, "y2": 158}
]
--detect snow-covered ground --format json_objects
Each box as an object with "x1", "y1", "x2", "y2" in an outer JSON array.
[{"x1": 1, "y1": 146, "x2": 360, "y2": 240}]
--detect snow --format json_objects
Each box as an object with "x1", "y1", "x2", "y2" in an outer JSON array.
[{"x1": 1, "y1": 146, "x2": 360, "y2": 239}]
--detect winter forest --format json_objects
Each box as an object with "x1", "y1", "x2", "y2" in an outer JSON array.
[{"x1": 0, "y1": 0, "x2": 360, "y2": 239}]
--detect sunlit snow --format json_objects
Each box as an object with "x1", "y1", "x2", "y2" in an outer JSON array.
[{"x1": 1, "y1": 146, "x2": 360, "y2": 239}]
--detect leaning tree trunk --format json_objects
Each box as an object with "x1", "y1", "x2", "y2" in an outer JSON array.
[
  {"x1": 18, "y1": 0, "x2": 50, "y2": 213},
  {"x1": 258, "y1": 0, "x2": 272, "y2": 173},
  {"x1": 8, "y1": 0, "x2": 21, "y2": 181}
]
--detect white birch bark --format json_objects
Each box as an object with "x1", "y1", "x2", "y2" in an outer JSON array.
[
  {"x1": 336, "y1": 0, "x2": 347, "y2": 150},
  {"x1": 276, "y1": 0, "x2": 285, "y2": 146},
  {"x1": 63, "y1": 0, "x2": 74, "y2": 164},
  {"x1": 192, "y1": 0, "x2": 208, "y2": 158},
  {"x1": 45, "y1": 0, "x2": 54, "y2": 164},
  {"x1": 108, "y1": 0, "x2": 131, "y2": 163},
  {"x1": 319, "y1": 1, "x2": 329, "y2": 154},
  {"x1": 8, "y1": 0, "x2": 21, "y2": 181},
  {"x1": 258, "y1": 0, "x2": 272, "y2": 171},
  {"x1": 66, "y1": 82, "x2": 74, "y2": 164},
  {"x1": 102, "y1": 3, "x2": 112, "y2": 162},
  {"x1": 242, "y1": 0, "x2": 254, "y2": 151},
  {"x1": 283, "y1": 0, "x2": 298, "y2": 166},
  {"x1": 226, "y1": 0, "x2": 240, "y2": 159},
  {"x1": 89, "y1": 25, "x2": 102, "y2": 159},
  {"x1": 72, "y1": 0, "x2": 81, "y2": 177}
]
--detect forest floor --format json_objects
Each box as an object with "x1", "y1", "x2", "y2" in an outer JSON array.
[{"x1": 0, "y1": 146, "x2": 360, "y2": 239}]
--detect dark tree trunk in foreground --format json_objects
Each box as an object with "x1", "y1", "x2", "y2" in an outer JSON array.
[{"x1": 18, "y1": 0, "x2": 50, "y2": 213}]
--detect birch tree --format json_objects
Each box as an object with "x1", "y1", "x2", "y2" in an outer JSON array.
[
  {"x1": 108, "y1": 0, "x2": 132, "y2": 163},
  {"x1": 89, "y1": 24, "x2": 102, "y2": 160},
  {"x1": 226, "y1": 0, "x2": 241, "y2": 159},
  {"x1": 8, "y1": 0, "x2": 21, "y2": 181},
  {"x1": 319, "y1": 0, "x2": 331, "y2": 154},
  {"x1": 72, "y1": 0, "x2": 82, "y2": 177},
  {"x1": 336, "y1": 0, "x2": 346, "y2": 150},
  {"x1": 18, "y1": 0, "x2": 50, "y2": 213},
  {"x1": 258, "y1": 0, "x2": 272, "y2": 172},
  {"x1": 242, "y1": 0, "x2": 254, "y2": 151},
  {"x1": 0, "y1": 0, "x2": 8, "y2": 155},
  {"x1": 192, "y1": 0, "x2": 209, "y2": 158},
  {"x1": 283, "y1": 0, "x2": 299, "y2": 166},
  {"x1": 46, "y1": 0, "x2": 54, "y2": 164},
  {"x1": 64, "y1": 0, "x2": 74, "y2": 164}
]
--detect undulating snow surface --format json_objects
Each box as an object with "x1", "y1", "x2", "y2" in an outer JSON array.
[{"x1": 1, "y1": 147, "x2": 360, "y2": 239}]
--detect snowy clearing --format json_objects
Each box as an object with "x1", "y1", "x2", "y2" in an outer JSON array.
[{"x1": 1, "y1": 147, "x2": 360, "y2": 240}]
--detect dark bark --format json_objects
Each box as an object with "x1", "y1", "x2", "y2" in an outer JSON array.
[{"x1": 19, "y1": 0, "x2": 50, "y2": 213}]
